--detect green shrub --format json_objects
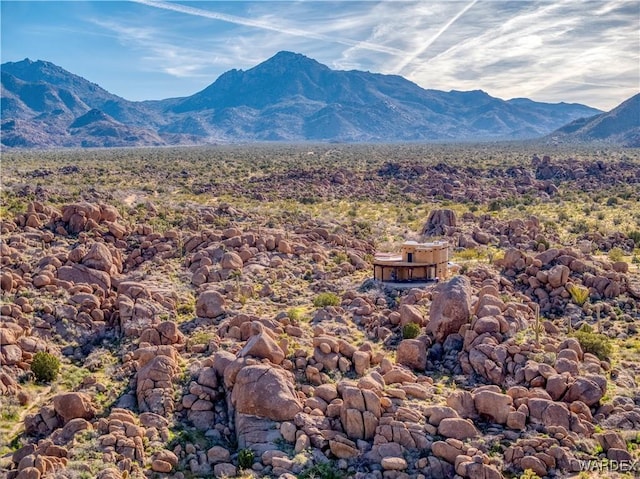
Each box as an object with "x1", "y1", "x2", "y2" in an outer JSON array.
[
  {"x1": 299, "y1": 461, "x2": 346, "y2": 479},
  {"x1": 287, "y1": 307, "x2": 304, "y2": 322},
  {"x1": 628, "y1": 230, "x2": 640, "y2": 246},
  {"x1": 567, "y1": 284, "x2": 589, "y2": 306},
  {"x1": 519, "y1": 469, "x2": 542, "y2": 479},
  {"x1": 313, "y1": 292, "x2": 340, "y2": 308},
  {"x1": 31, "y1": 351, "x2": 60, "y2": 383},
  {"x1": 572, "y1": 325, "x2": 613, "y2": 361},
  {"x1": 237, "y1": 448, "x2": 255, "y2": 470},
  {"x1": 402, "y1": 322, "x2": 420, "y2": 339},
  {"x1": 608, "y1": 247, "x2": 624, "y2": 262},
  {"x1": 488, "y1": 200, "x2": 502, "y2": 212}
]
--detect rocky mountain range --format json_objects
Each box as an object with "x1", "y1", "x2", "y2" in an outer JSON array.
[
  {"x1": 550, "y1": 93, "x2": 640, "y2": 147},
  {"x1": 2, "y1": 51, "x2": 633, "y2": 148}
]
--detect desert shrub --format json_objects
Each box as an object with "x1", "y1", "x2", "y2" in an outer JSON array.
[
  {"x1": 190, "y1": 331, "x2": 213, "y2": 345},
  {"x1": 402, "y1": 322, "x2": 420, "y2": 339},
  {"x1": 332, "y1": 252, "x2": 349, "y2": 264},
  {"x1": 287, "y1": 307, "x2": 304, "y2": 322},
  {"x1": 299, "y1": 461, "x2": 346, "y2": 479},
  {"x1": 608, "y1": 247, "x2": 624, "y2": 262},
  {"x1": 567, "y1": 284, "x2": 589, "y2": 306},
  {"x1": 177, "y1": 301, "x2": 195, "y2": 316},
  {"x1": 313, "y1": 292, "x2": 340, "y2": 308},
  {"x1": 628, "y1": 230, "x2": 640, "y2": 245},
  {"x1": 456, "y1": 248, "x2": 480, "y2": 261},
  {"x1": 237, "y1": 448, "x2": 255, "y2": 470},
  {"x1": 572, "y1": 324, "x2": 613, "y2": 361},
  {"x1": 570, "y1": 221, "x2": 589, "y2": 234},
  {"x1": 488, "y1": 200, "x2": 502, "y2": 212},
  {"x1": 519, "y1": 469, "x2": 542, "y2": 479},
  {"x1": 31, "y1": 351, "x2": 60, "y2": 383}
]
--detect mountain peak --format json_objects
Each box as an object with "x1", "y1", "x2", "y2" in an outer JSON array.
[{"x1": 250, "y1": 51, "x2": 329, "y2": 74}]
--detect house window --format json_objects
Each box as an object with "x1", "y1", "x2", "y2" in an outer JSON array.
[{"x1": 407, "y1": 253, "x2": 413, "y2": 263}]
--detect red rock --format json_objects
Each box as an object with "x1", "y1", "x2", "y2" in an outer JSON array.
[
  {"x1": 396, "y1": 339, "x2": 427, "y2": 370},
  {"x1": 57, "y1": 264, "x2": 111, "y2": 291},
  {"x1": 52, "y1": 392, "x2": 95, "y2": 423},
  {"x1": 196, "y1": 290, "x2": 226, "y2": 318},
  {"x1": 231, "y1": 365, "x2": 302, "y2": 421},
  {"x1": 427, "y1": 276, "x2": 472, "y2": 343},
  {"x1": 151, "y1": 459, "x2": 172, "y2": 473},
  {"x1": 438, "y1": 417, "x2": 479, "y2": 440}
]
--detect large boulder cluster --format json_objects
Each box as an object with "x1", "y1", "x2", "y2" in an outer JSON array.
[{"x1": 1, "y1": 167, "x2": 639, "y2": 479}]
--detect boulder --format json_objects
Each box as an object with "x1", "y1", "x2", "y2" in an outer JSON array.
[
  {"x1": 57, "y1": 264, "x2": 111, "y2": 291},
  {"x1": 196, "y1": 290, "x2": 226, "y2": 318},
  {"x1": 221, "y1": 252, "x2": 243, "y2": 270},
  {"x1": 474, "y1": 390, "x2": 513, "y2": 424},
  {"x1": 563, "y1": 375, "x2": 606, "y2": 406},
  {"x1": 213, "y1": 464, "x2": 237, "y2": 477},
  {"x1": 399, "y1": 304, "x2": 424, "y2": 326},
  {"x1": 423, "y1": 209, "x2": 457, "y2": 236},
  {"x1": 381, "y1": 457, "x2": 408, "y2": 470},
  {"x1": 156, "y1": 321, "x2": 184, "y2": 345},
  {"x1": 520, "y1": 456, "x2": 547, "y2": 477},
  {"x1": 81, "y1": 242, "x2": 115, "y2": 274},
  {"x1": 427, "y1": 276, "x2": 472, "y2": 342},
  {"x1": 239, "y1": 329, "x2": 285, "y2": 365},
  {"x1": 136, "y1": 353, "x2": 179, "y2": 416},
  {"x1": 437, "y1": 418, "x2": 479, "y2": 440},
  {"x1": 547, "y1": 264, "x2": 570, "y2": 288},
  {"x1": 330, "y1": 440, "x2": 359, "y2": 459},
  {"x1": 231, "y1": 365, "x2": 302, "y2": 421},
  {"x1": 52, "y1": 392, "x2": 95, "y2": 423},
  {"x1": 396, "y1": 339, "x2": 427, "y2": 370}
]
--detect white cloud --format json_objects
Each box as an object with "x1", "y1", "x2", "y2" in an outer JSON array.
[
  {"x1": 90, "y1": 0, "x2": 638, "y2": 109},
  {"x1": 131, "y1": 0, "x2": 404, "y2": 56}
]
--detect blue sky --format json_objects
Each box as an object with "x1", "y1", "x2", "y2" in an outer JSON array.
[{"x1": 1, "y1": 1, "x2": 638, "y2": 110}]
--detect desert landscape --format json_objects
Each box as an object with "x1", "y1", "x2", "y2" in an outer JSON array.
[{"x1": 1, "y1": 143, "x2": 639, "y2": 479}]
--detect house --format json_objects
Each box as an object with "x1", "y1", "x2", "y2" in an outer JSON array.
[{"x1": 373, "y1": 240, "x2": 450, "y2": 282}]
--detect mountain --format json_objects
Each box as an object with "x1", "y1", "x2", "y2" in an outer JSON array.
[
  {"x1": 551, "y1": 93, "x2": 640, "y2": 147},
  {"x1": 1, "y1": 52, "x2": 603, "y2": 148},
  {"x1": 1, "y1": 59, "x2": 166, "y2": 147}
]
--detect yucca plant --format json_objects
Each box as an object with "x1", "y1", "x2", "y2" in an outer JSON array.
[{"x1": 568, "y1": 284, "x2": 589, "y2": 306}]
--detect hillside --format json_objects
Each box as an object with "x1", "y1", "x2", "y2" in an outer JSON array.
[{"x1": 552, "y1": 93, "x2": 640, "y2": 147}]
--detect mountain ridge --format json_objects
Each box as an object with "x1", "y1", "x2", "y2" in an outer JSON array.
[
  {"x1": 1, "y1": 51, "x2": 614, "y2": 148},
  {"x1": 550, "y1": 93, "x2": 640, "y2": 147}
]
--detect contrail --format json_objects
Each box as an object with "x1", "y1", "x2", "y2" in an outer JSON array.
[
  {"x1": 132, "y1": 0, "x2": 405, "y2": 56},
  {"x1": 393, "y1": 0, "x2": 478, "y2": 75}
]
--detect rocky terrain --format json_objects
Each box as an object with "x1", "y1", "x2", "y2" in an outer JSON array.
[{"x1": 1, "y1": 144, "x2": 639, "y2": 479}]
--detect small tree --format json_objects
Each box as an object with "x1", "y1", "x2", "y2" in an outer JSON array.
[{"x1": 31, "y1": 351, "x2": 60, "y2": 383}]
